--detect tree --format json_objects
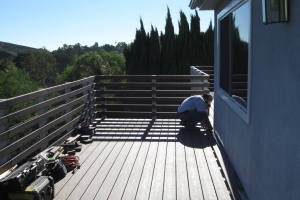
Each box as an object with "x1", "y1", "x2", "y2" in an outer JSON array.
[
  {"x1": 56, "y1": 50, "x2": 126, "y2": 84},
  {"x1": 124, "y1": 19, "x2": 148, "y2": 75},
  {"x1": 116, "y1": 42, "x2": 127, "y2": 54},
  {"x1": 189, "y1": 10, "x2": 202, "y2": 65},
  {"x1": 148, "y1": 26, "x2": 161, "y2": 74},
  {"x1": 160, "y1": 7, "x2": 176, "y2": 74},
  {"x1": 124, "y1": 8, "x2": 214, "y2": 75},
  {"x1": 177, "y1": 10, "x2": 190, "y2": 74},
  {"x1": 0, "y1": 50, "x2": 12, "y2": 60},
  {"x1": 100, "y1": 44, "x2": 117, "y2": 52},
  {"x1": 0, "y1": 56, "x2": 14, "y2": 71},
  {"x1": 14, "y1": 50, "x2": 57, "y2": 86},
  {"x1": 0, "y1": 65, "x2": 39, "y2": 98},
  {"x1": 98, "y1": 49, "x2": 125, "y2": 75},
  {"x1": 203, "y1": 21, "x2": 214, "y2": 65},
  {"x1": 52, "y1": 44, "x2": 84, "y2": 74}
]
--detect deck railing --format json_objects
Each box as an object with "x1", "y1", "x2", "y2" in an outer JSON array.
[
  {"x1": 0, "y1": 71, "x2": 210, "y2": 174},
  {"x1": 0, "y1": 77, "x2": 95, "y2": 174},
  {"x1": 94, "y1": 74, "x2": 210, "y2": 119}
]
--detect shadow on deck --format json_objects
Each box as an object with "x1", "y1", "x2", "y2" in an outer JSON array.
[{"x1": 54, "y1": 118, "x2": 241, "y2": 200}]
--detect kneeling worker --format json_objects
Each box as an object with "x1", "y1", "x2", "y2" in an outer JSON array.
[{"x1": 177, "y1": 94, "x2": 213, "y2": 132}]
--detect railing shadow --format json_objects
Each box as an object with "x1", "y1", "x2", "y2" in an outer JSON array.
[{"x1": 90, "y1": 118, "x2": 211, "y2": 148}]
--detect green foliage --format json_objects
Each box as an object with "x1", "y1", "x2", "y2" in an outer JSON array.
[
  {"x1": 98, "y1": 49, "x2": 126, "y2": 75},
  {"x1": 56, "y1": 65, "x2": 76, "y2": 84},
  {"x1": 52, "y1": 43, "x2": 84, "y2": 74},
  {"x1": 0, "y1": 56, "x2": 14, "y2": 71},
  {"x1": 14, "y1": 50, "x2": 57, "y2": 86},
  {"x1": 0, "y1": 50, "x2": 12, "y2": 59},
  {"x1": 56, "y1": 50, "x2": 126, "y2": 84},
  {"x1": 0, "y1": 64, "x2": 39, "y2": 99},
  {"x1": 52, "y1": 42, "x2": 127, "y2": 75}
]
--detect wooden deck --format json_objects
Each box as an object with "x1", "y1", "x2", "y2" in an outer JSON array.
[
  {"x1": 53, "y1": 118, "x2": 238, "y2": 200},
  {"x1": 53, "y1": 99, "x2": 242, "y2": 200}
]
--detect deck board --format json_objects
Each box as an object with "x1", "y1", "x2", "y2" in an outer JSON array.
[{"x1": 54, "y1": 117, "x2": 234, "y2": 200}]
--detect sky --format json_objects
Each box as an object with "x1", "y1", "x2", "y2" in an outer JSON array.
[{"x1": 1, "y1": 0, "x2": 214, "y2": 52}]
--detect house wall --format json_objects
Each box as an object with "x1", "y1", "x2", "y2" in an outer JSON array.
[{"x1": 214, "y1": 0, "x2": 300, "y2": 200}]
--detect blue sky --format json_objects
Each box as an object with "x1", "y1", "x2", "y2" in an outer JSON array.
[{"x1": 1, "y1": 0, "x2": 214, "y2": 51}]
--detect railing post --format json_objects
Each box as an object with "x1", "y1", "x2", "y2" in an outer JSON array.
[
  {"x1": 83, "y1": 81, "x2": 89, "y2": 110},
  {"x1": 152, "y1": 76, "x2": 157, "y2": 120},
  {"x1": 0, "y1": 99, "x2": 10, "y2": 165},
  {"x1": 82, "y1": 78, "x2": 95, "y2": 126},
  {"x1": 190, "y1": 66, "x2": 203, "y2": 91},
  {"x1": 100, "y1": 78, "x2": 107, "y2": 119},
  {"x1": 65, "y1": 83, "x2": 72, "y2": 132},
  {"x1": 37, "y1": 89, "x2": 48, "y2": 151},
  {"x1": 89, "y1": 79, "x2": 95, "y2": 123}
]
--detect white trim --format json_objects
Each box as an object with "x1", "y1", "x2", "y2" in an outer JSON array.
[
  {"x1": 218, "y1": 0, "x2": 248, "y2": 19},
  {"x1": 216, "y1": 0, "x2": 252, "y2": 124}
]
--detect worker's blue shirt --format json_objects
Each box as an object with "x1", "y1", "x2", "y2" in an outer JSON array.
[{"x1": 177, "y1": 95, "x2": 206, "y2": 113}]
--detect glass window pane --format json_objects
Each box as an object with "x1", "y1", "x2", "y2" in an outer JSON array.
[
  {"x1": 219, "y1": 2, "x2": 249, "y2": 105},
  {"x1": 231, "y1": 2, "x2": 249, "y2": 103}
]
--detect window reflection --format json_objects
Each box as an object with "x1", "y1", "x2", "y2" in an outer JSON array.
[{"x1": 219, "y1": 2, "x2": 249, "y2": 106}]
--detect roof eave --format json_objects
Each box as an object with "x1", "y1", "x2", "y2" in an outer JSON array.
[{"x1": 189, "y1": 0, "x2": 221, "y2": 10}]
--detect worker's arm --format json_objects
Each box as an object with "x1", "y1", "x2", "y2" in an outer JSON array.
[{"x1": 200, "y1": 112, "x2": 213, "y2": 131}]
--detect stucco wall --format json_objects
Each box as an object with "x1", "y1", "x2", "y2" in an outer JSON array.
[{"x1": 214, "y1": 0, "x2": 300, "y2": 199}]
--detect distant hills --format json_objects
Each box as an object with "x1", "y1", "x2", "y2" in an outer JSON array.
[{"x1": 0, "y1": 41, "x2": 42, "y2": 56}]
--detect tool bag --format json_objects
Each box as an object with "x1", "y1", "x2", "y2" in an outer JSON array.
[
  {"x1": 0, "y1": 154, "x2": 47, "y2": 191},
  {"x1": 43, "y1": 160, "x2": 67, "y2": 181},
  {"x1": 7, "y1": 176, "x2": 54, "y2": 200}
]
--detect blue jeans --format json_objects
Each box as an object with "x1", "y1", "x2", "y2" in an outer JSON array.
[{"x1": 178, "y1": 110, "x2": 202, "y2": 127}]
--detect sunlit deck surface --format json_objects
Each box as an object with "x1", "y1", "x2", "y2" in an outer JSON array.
[{"x1": 54, "y1": 105, "x2": 237, "y2": 200}]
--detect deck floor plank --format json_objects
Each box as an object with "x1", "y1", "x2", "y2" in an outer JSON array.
[
  {"x1": 162, "y1": 121, "x2": 177, "y2": 200},
  {"x1": 194, "y1": 133, "x2": 219, "y2": 200},
  {"x1": 79, "y1": 135, "x2": 128, "y2": 199},
  {"x1": 121, "y1": 131, "x2": 152, "y2": 199},
  {"x1": 65, "y1": 133, "x2": 121, "y2": 199},
  {"x1": 53, "y1": 117, "x2": 235, "y2": 200},
  {"x1": 108, "y1": 138, "x2": 143, "y2": 200},
  {"x1": 185, "y1": 132, "x2": 204, "y2": 200},
  {"x1": 176, "y1": 128, "x2": 190, "y2": 200},
  {"x1": 135, "y1": 134, "x2": 159, "y2": 200},
  {"x1": 148, "y1": 125, "x2": 166, "y2": 200},
  {"x1": 94, "y1": 132, "x2": 136, "y2": 199},
  {"x1": 54, "y1": 121, "x2": 112, "y2": 198},
  {"x1": 200, "y1": 133, "x2": 231, "y2": 200}
]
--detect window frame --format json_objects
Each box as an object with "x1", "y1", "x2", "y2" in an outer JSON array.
[{"x1": 216, "y1": 0, "x2": 252, "y2": 124}]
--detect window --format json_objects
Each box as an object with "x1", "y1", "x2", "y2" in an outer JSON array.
[{"x1": 217, "y1": 0, "x2": 251, "y2": 122}]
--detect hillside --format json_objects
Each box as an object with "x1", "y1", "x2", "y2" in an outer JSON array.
[{"x1": 0, "y1": 41, "x2": 42, "y2": 56}]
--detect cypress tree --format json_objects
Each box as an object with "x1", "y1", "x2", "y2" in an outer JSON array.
[
  {"x1": 159, "y1": 31, "x2": 165, "y2": 74},
  {"x1": 148, "y1": 26, "x2": 160, "y2": 74},
  {"x1": 124, "y1": 8, "x2": 214, "y2": 75},
  {"x1": 204, "y1": 21, "x2": 214, "y2": 65},
  {"x1": 129, "y1": 19, "x2": 148, "y2": 75},
  {"x1": 177, "y1": 10, "x2": 190, "y2": 75},
  {"x1": 190, "y1": 10, "x2": 202, "y2": 66},
  {"x1": 161, "y1": 7, "x2": 176, "y2": 74}
]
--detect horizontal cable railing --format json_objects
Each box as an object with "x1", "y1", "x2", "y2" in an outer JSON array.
[
  {"x1": 0, "y1": 76, "x2": 95, "y2": 174},
  {"x1": 94, "y1": 74, "x2": 210, "y2": 119}
]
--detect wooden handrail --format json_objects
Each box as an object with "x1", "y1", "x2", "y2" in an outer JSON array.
[
  {"x1": 94, "y1": 75, "x2": 210, "y2": 119},
  {"x1": 0, "y1": 73, "x2": 211, "y2": 174},
  {"x1": 0, "y1": 76, "x2": 95, "y2": 174}
]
